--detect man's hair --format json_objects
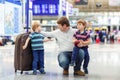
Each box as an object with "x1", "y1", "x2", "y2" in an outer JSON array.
[
  {"x1": 32, "y1": 21, "x2": 40, "y2": 31},
  {"x1": 77, "y1": 19, "x2": 87, "y2": 28},
  {"x1": 57, "y1": 16, "x2": 70, "y2": 27}
]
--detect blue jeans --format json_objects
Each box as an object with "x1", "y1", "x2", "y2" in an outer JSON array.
[
  {"x1": 83, "y1": 48, "x2": 90, "y2": 69},
  {"x1": 72, "y1": 47, "x2": 90, "y2": 69},
  {"x1": 71, "y1": 47, "x2": 84, "y2": 65},
  {"x1": 58, "y1": 50, "x2": 84, "y2": 71},
  {"x1": 32, "y1": 50, "x2": 44, "y2": 70}
]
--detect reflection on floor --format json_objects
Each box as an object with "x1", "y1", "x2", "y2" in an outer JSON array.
[{"x1": 0, "y1": 40, "x2": 120, "y2": 80}]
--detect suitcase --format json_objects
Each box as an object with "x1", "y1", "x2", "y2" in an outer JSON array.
[{"x1": 14, "y1": 33, "x2": 33, "y2": 74}]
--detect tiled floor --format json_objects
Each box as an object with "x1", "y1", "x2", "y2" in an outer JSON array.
[{"x1": 0, "y1": 40, "x2": 120, "y2": 80}]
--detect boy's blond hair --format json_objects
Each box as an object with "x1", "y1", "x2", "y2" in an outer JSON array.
[
  {"x1": 77, "y1": 19, "x2": 87, "y2": 28},
  {"x1": 32, "y1": 21, "x2": 41, "y2": 31}
]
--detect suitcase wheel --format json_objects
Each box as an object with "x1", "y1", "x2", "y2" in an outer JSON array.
[
  {"x1": 15, "y1": 69, "x2": 17, "y2": 73},
  {"x1": 21, "y1": 71, "x2": 23, "y2": 74}
]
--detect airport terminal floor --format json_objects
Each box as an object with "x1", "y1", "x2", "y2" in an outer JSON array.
[{"x1": 0, "y1": 40, "x2": 120, "y2": 80}]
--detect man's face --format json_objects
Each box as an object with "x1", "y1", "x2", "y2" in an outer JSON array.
[{"x1": 57, "y1": 24, "x2": 66, "y2": 32}]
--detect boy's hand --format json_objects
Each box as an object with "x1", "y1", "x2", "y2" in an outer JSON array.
[
  {"x1": 23, "y1": 46, "x2": 26, "y2": 50},
  {"x1": 77, "y1": 40, "x2": 84, "y2": 47},
  {"x1": 79, "y1": 40, "x2": 84, "y2": 43}
]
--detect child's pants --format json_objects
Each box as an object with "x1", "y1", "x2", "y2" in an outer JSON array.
[
  {"x1": 72, "y1": 47, "x2": 90, "y2": 69},
  {"x1": 32, "y1": 50, "x2": 44, "y2": 70}
]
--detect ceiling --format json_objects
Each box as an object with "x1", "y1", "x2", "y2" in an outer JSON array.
[{"x1": 67, "y1": 0, "x2": 120, "y2": 12}]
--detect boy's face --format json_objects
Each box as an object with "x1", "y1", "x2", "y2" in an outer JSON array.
[
  {"x1": 37, "y1": 26, "x2": 41, "y2": 32},
  {"x1": 77, "y1": 23, "x2": 85, "y2": 30}
]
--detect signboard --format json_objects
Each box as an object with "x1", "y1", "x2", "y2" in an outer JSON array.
[
  {"x1": 32, "y1": 0, "x2": 67, "y2": 16},
  {"x1": 33, "y1": 3, "x2": 59, "y2": 15},
  {"x1": 4, "y1": 1, "x2": 22, "y2": 35},
  {"x1": 33, "y1": 0, "x2": 59, "y2": 15},
  {"x1": 109, "y1": 0, "x2": 120, "y2": 6},
  {"x1": 75, "y1": 0, "x2": 88, "y2": 5},
  {"x1": 5, "y1": 0, "x2": 21, "y2": 5},
  {"x1": 72, "y1": 8, "x2": 79, "y2": 16},
  {"x1": 29, "y1": 0, "x2": 32, "y2": 9},
  {"x1": 0, "y1": 3, "x2": 5, "y2": 35},
  {"x1": 59, "y1": 0, "x2": 66, "y2": 16},
  {"x1": 0, "y1": 0, "x2": 4, "y2": 3}
]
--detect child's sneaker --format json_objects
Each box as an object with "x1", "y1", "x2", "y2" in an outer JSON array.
[
  {"x1": 83, "y1": 68, "x2": 88, "y2": 74},
  {"x1": 39, "y1": 68, "x2": 46, "y2": 74},
  {"x1": 33, "y1": 70, "x2": 37, "y2": 75}
]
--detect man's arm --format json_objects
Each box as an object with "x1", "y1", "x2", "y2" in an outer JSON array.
[
  {"x1": 73, "y1": 37, "x2": 78, "y2": 43},
  {"x1": 41, "y1": 30, "x2": 58, "y2": 38},
  {"x1": 43, "y1": 38, "x2": 53, "y2": 42}
]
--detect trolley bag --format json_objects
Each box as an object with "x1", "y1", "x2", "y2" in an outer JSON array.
[{"x1": 14, "y1": 33, "x2": 33, "y2": 74}]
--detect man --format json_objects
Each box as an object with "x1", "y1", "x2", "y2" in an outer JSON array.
[{"x1": 41, "y1": 16, "x2": 85, "y2": 76}]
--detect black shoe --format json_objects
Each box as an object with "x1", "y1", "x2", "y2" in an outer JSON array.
[
  {"x1": 83, "y1": 68, "x2": 88, "y2": 74},
  {"x1": 39, "y1": 68, "x2": 46, "y2": 74}
]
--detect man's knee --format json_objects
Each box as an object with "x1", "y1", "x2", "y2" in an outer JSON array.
[{"x1": 58, "y1": 53, "x2": 69, "y2": 69}]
